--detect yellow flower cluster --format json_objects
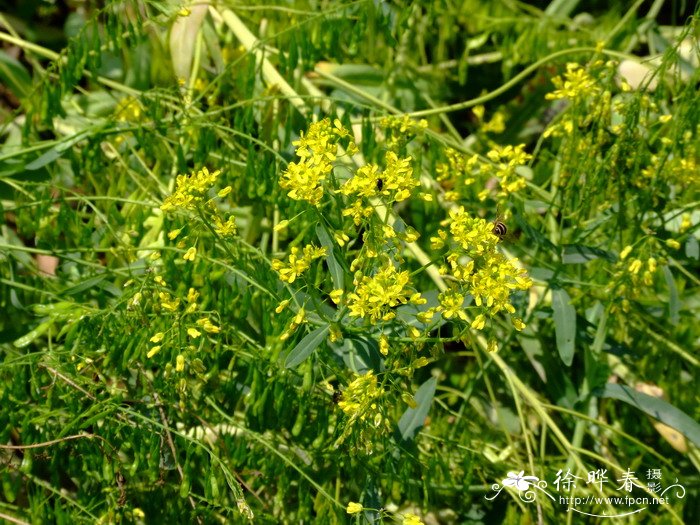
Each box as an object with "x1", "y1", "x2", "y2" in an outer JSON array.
[
  {"x1": 346, "y1": 262, "x2": 424, "y2": 323},
  {"x1": 279, "y1": 118, "x2": 357, "y2": 205},
  {"x1": 115, "y1": 96, "x2": 143, "y2": 122},
  {"x1": 483, "y1": 144, "x2": 531, "y2": 196},
  {"x1": 435, "y1": 143, "x2": 530, "y2": 201},
  {"x1": 433, "y1": 208, "x2": 531, "y2": 330},
  {"x1": 545, "y1": 62, "x2": 599, "y2": 101},
  {"x1": 271, "y1": 244, "x2": 327, "y2": 283},
  {"x1": 473, "y1": 105, "x2": 506, "y2": 134},
  {"x1": 442, "y1": 206, "x2": 500, "y2": 254},
  {"x1": 468, "y1": 251, "x2": 532, "y2": 315},
  {"x1": 606, "y1": 245, "x2": 661, "y2": 313},
  {"x1": 161, "y1": 167, "x2": 221, "y2": 212},
  {"x1": 128, "y1": 273, "x2": 221, "y2": 374},
  {"x1": 435, "y1": 148, "x2": 478, "y2": 201},
  {"x1": 339, "y1": 151, "x2": 419, "y2": 224},
  {"x1": 335, "y1": 370, "x2": 389, "y2": 453},
  {"x1": 379, "y1": 114, "x2": 428, "y2": 150}
]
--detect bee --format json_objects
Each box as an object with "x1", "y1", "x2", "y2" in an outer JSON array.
[{"x1": 332, "y1": 389, "x2": 343, "y2": 404}]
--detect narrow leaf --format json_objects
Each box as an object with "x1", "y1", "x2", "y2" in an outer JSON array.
[
  {"x1": 662, "y1": 265, "x2": 679, "y2": 325},
  {"x1": 552, "y1": 288, "x2": 576, "y2": 366},
  {"x1": 0, "y1": 51, "x2": 32, "y2": 99},
  {"x1": 315, "y1": 224, "x2": 344, "y2": 290},
  {"x1": 398, "y1": 376, "x2": 437, "y2": 441},
  {"x1": 595, "y1": 383, "x2": 700, "y2": 448},
  {"x1": 283, "y1": 324, "x2": 330, "y2": 368}
]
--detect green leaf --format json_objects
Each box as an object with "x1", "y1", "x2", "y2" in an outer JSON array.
[
  {"x1": 552, "y1": 288, "x2": 576, "y2": 366},
  {"x1": 595, "y1": 383, "x2": 700, "y2": 448},
  {"x1": 0, "y1": 51, "x2": 32, "y2": 99},
  {"x1": 562, "y1": 244, "x2": 615, "y2": 264},
  {"x1": 283, "y1": 324, "x2": 330, "y2": 368},
  {"x1": 662, "y1": 265, "x2": 679, "y2": 325},
  {"x1": 398, "y1": 376, "x2": 437, "y2": 441},
  {"x1": 315, "y1": 224, "x2": 344, "y2": 290},
  {"x1": 62, "y1": 273, "x2": 109, "y2": 296}
]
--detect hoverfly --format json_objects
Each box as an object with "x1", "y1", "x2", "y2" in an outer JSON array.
[
  {"x1": 491, "y1": 206, "x2": 518, "y2": 242},
  {"x1": 492, "y1": 217, "x2": 508, "y2": 241}
]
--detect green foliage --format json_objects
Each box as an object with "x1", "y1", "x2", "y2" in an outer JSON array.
[{"x1": 1, "y1": 1, "x2": 699, "y2": 524}]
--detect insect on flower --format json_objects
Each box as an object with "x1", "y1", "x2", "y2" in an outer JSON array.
[{"x1": 492, "y1": 210, "x2": 508, "y2": 241}]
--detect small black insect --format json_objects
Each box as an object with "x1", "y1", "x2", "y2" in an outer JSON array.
[
  {"x1": 332, "y1": 390, "x2": 343, "y2": 404},
  {"x1": 376, "y1": 178, "x2": 384, "y2": 191}
]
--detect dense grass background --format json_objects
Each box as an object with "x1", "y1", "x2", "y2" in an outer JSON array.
[{"x1": 1, "y1": 1, "x2": 699, "y2": 524}]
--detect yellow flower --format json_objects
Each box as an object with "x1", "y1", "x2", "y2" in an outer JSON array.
[
  {"x1": 680, "y1": 213, "x2": 691, "y2": 233},
  {"x1": 168, "y1": 229, "x2": 182, "y2": 240},
  {"x1": 161, "y1": 167, "x2": 222, "y2": 212},
  {"x1": 159, "y1": 292, "x2": 180, "y2": 312},
  {"x1": 217, "y1": 186, "x2": 232, "y2": 197},
  {"x1": 150, "y1": 332, "x2": 164, "y2": 343},
  {"x1": 187, "y1": 328, "x2": 201, "y2": 339},
  {"x1": 346, "y1": 502, "x2": 363, "y2": 514},
  {"x1": 346, "y1": 262, "x2": 415, "y2": 323},
  {"x1": 471, "y1": 314, "x2": 486, "y2": 330},
  {"x1": 545, "y1": 63, "x2": 598, "y2": 101},
  {"x1": 274, "y1": 220, "x2": 290, "y2": 232},
  {"x1": 665, "y1": 239, "x2": 681, "y2": 250},
  {"x1": 183, "y1": 246, "x2": 197, "y2": 261},
  {"x1": 175, "y1": 354, "x2": 185, "y2": 372},
  {"x1": 272, "y1": 245, "x2": 327, "y2": 283},
  {"x1": 330, "y1": 289, "x2": 344, "y2": 304},
  {"x1": 512, "y1": 318, "x2": 525, "y2": 331},
  {"x1": 619, "y1": 245, "x2": 633, "y2": 260},
  {"x1": 213, "y1": 215, "x2": 238, "y2": 237},
  {"x1": 379, "y1": 335, "x2": 389, "y2": 356},
  {"x1": 403, "y1": 513, "x2": 424, "y2": 525},
  {"x1": 628, "y1": 259, "x2": 643, "y2": 274},
  {"x1": 196, "y1": 318, "x2": 220, "y2": 333},
  {"x1": 275, "y1": 300, "x2": 290, "y2": 313},
  {"x1": 147, "y1": 346, "x2": 161, "y2": 358},
  {"x1": 413, "y1": 357, "x2": 430, "y2": 368}
]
